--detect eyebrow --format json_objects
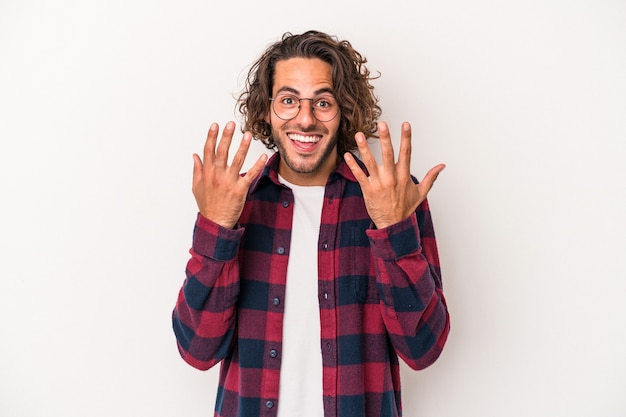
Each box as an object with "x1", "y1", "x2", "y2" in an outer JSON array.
[{"x1": 275, "y1": 86, "x2": 335, "y2": 96}]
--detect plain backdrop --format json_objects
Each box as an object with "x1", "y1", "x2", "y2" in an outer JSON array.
[{"x1": 1, "y1": 1, "x2": 625, "y2": 416}]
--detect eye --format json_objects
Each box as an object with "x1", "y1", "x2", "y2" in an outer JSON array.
[
  {"x1": 280, "y1": 95, "x2": 298, "y2": 106},
  {"x1": 315, "y1": 97, "x2": 335, "y2": 109}
]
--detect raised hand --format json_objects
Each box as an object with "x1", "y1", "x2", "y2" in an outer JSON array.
[
  {"x1": 192, "y1": 121, "x2": 267, "y2": 229},
  {"x1": 344, "y1": 121, "x2": 445, "y2": 229}
]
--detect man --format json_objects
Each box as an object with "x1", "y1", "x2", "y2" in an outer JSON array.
[{"x1": 172, "y1": 30, "x2": 450, "y2": 417}]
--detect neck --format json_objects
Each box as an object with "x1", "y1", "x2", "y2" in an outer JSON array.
[{"x1": 278, "y1": 154, "x2": 339, "y2": 186}]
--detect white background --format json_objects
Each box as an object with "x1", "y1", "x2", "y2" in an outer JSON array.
[{"x1": 1, "y1": 1, "x2": 625, "y2": 416}]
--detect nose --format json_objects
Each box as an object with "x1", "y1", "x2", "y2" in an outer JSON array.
[{"x1": 295, "y1": 98, "x2": 316, "y2": 125}]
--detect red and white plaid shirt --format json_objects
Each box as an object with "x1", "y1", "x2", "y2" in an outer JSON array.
[{"x1": 173, "y1": 153, "x2": 450, "y2": 417}]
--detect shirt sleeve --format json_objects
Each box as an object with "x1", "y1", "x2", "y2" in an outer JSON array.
[
  {"x1": 172, "y1": 213, "x2": 244, "y2": 370},
  {"x1": 366, "y1": 198, "x2": 450, "y2": 370}
]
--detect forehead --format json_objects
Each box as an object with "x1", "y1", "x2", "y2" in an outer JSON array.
[{"x1": 273, "y1": 57, "x2": 334, "y2": 94}]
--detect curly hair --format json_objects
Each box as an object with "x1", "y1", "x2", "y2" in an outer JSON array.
[{"x1": 237, "y1": 30, "x2": 381, "y2": 156}]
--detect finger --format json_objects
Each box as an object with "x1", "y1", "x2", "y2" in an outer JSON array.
[
  {"x1": 397, "y1": 122, "x2": 412, "y2": 174},
  {"x1": 377, "y1": 121, "x2": 396, "y2": 168},
  {"x1": 419, "y1": 163, "x2": 446, "y2": 193},
  {"x1": 230, "y1": 131, "x2": 254, "y2": 172},
  {"x1": 354, "y1": 132, "x2": 378, "y2": 176},
  {"x1": 242, "y1": 152, "x2": 269, "y2": 184},
  {"x1": 203, "y1": 123, "x2": 219, "y2": 164},
  {"x1": 192, "y1": 153, "x2": 203, "y2": 188},
  {"x1": 343, "y1": 152, "x2": 369, "y2": 184},
  {"x1": 215, "y1": 121, "x2": 235, "y2": 166}
]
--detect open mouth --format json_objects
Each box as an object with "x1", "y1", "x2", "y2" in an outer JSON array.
[
  {"x1": 288, "y1": 133, "x2": 321, "y2": 143},
  {"x1": 288, "y1": 133, "x2": 322, "y2": 152}
]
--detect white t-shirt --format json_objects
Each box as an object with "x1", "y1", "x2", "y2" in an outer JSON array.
[{"x1": 277, "y1": 176, "x2": 325, "y2": 417}]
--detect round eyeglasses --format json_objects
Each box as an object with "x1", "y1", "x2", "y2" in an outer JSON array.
[{"x1": 269, "y1": 94, "x2": 339, "y2": 122}]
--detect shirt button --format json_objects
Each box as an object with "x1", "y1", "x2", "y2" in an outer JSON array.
[
  {"x1": 322, "y1": 242, "x2": 328, "y2": 250},
  {"x1": 277, "y1": 247, "x2": 285, "y2": 255},
  {"x1": 266, "y1": 400, "x2": 274, "y2": 409},
  {"x1": 272, "y1": 297, "x2": 280, "y2": 306},
  {"x1": 282, "y1": 200, "x2": 289, "y2": 208},
  {"x1": 269, "y1": 349, "x2": 278, "y2": 358},
  {"x1": 326, "y1": 342, "x2": 332, "y2": 352}
]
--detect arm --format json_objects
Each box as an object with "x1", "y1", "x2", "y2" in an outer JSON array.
[
  {"x1": 172, "y1": 214, "x2": 244, "y2": 370},
  {"x1": 172, "y1": 122, "x2": 266, "y2": 370},
  {"x1": 367, "y1": 200, "x2": 449, "y2": 370},
  {"x1": 345, "y1": 121, "x2": 450, "y2": 369}
]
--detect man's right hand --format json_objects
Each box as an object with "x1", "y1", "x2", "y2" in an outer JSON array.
[{"x1": 192, "y1": 121, "x2": 268, "y2": 229}]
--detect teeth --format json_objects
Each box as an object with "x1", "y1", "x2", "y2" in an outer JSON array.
[{"x1": 289, "y1": 133, "x2": 320, "y2": 143}]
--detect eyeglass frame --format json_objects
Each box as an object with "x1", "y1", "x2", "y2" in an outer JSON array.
[{"x1": 269, "y1": 93, "x2": 340, "y2": 122}]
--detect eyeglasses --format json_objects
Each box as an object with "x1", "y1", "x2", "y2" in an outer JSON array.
[{"x1": 269, "y1": 93, "x2": 339, "y2": 122}]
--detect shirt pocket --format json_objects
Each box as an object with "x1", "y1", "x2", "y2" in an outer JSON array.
[{"x1": 348, "y1": 226, "x2": 379, "y2": 304}]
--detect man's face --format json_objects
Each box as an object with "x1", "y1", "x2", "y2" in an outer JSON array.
[{"x1": 267, "y1": 57, "x2": 341, "y2": 186}]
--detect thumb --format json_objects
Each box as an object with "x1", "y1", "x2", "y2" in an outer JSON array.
[
  {"x1": 192, "y1": 154, "x2": 203, "y2": 187},
  {"x1": 420, "y1": 163, "x2": 446, "y2": 192}
]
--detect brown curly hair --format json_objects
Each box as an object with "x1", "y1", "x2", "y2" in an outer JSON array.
[{"x1": 237, "y1": 30, "x2": 381, "y2": 156}]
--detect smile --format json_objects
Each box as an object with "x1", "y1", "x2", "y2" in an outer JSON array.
[{"x1": 288, "y1": 133, "x2": 321, "y2": 143}]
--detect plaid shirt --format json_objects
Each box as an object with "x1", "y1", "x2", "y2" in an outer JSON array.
[{"x1": 173, "y1": 153, "x2": 450, "y2": 417}]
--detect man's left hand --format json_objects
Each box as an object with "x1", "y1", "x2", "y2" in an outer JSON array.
[{"x1": 344, "y1": 121, "x2": 445, "y2": 229}]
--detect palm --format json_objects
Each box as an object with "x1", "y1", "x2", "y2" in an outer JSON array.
[{"x1": 344, "y1": 121, "x2": 445, "y2": 229}]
